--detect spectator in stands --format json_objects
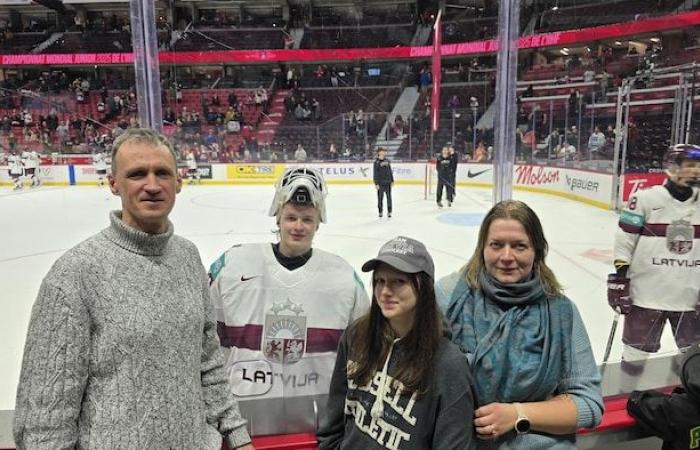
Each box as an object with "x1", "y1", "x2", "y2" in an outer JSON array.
[
  {"x1": 164, "y1": 107, "x2": 176, "y2": 125},
  {"x1": 294, "y1": 143, "x2": 307, "y2": 161},
  {"x1": 327, "y1": 143, "x2": 338, "y2": 161},
  {"x1": 419, "y1": 68, "x2": 431, "y2": 93},
  {"x1": 311, "y1": 98, "x2": 321, "y2": 121},
  {"x1": 313, "y1": 65, "x2": 326, "y2": 87},
  {"x1": 448, "y1": 95, "x2": 462, "y2": 112},
  {"x1": 435, "y1": 200, "x2": 603, "y2": 447},
  {"x1": 392, "y1": 115, "x2": 405, "y2": 139},
  {"x1": 568, "y1": 91, "x2": 579, "y2": 119},
  {"x1": 473, "y1": 142, "x2": 488, "y2": 162},
  {"x1": 587, "y1": 126, "x2": 606, "y2": 155},
  {"x1": 599, "y1": 70, "x2": 611, "y2": 98},
  {"x1": 604, "y1": 124, "x2": 616, "y2": 141},
  {"x1": 254, "y1": 86, "x2": 267, "y2": 110},
  {"x1": 227, "y1": 91, "x2": 238, "y2": 109},
  {"x1": 23, "y1": 110, "x2": 33, "y2": 128},
  {"x1": 330, "y1": 66, "x2": 339, "y2": 87},
  {"x1": 355, "y1": 110, "x2": 366, "y2": 137},
  {"x1": 523, "y1": 85, "x2": 534, "y2": 97},
  {"x1": 556, "y1": 142, "x2": 577, "y2": 160},
  {"x1": 286, "y1": 67, "x2": 294, "y2": 88},
  {"x1": 294, "y1": 102, "x2": 311, "y2": 121},
  {"x1": 583, "y1": 68, "x2": 595, "y2": 83}
]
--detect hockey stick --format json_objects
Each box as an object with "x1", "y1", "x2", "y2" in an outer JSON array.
[{"x1": 602, "y1": 311, "x2": 620, "y2": 364}]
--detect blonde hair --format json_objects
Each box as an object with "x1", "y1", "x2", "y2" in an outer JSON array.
[{"x1": 464, "y1": 200, "x2": 563, "y2": 297}]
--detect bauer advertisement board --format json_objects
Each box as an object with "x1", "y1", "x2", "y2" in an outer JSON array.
[
  {"x1": 515, "y1": 165, "x2": 612, "y2": 208},
  {"x1": 451, "y1": 163, "x2": 614, "y2": 208}
]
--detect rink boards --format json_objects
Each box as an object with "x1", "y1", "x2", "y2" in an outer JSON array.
[{"x1": 1, "y1": 161, "x2": 616, "y2": 209}]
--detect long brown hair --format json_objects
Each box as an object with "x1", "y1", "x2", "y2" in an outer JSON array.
[
  {"x1": 464, "y1": 200, "x2": 563, "y2": 297},
  {"x1": 348, "y1": 271, "x2": 443, "y2": 395}
]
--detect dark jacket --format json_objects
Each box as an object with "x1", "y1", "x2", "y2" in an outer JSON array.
[
  {"x1": 436, "y1": 155, "x2": 452, "y2": 179},
  {"x1": 627, "y1": 342, "x2": 700, "y2": 450},
  {"x1": 317, "y1": 331, "x2": 476, "y2": 450},
  {"x1": 449, "y1": 152, "x2": 459, "y2": 178},
  {"x1": 373, "y1": 158, "x2": 394, "y2": 186}
]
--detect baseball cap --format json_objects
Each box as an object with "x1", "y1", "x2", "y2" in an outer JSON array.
[{"x1": 362, "y1": 236, "x2": 435, "y2": 280}]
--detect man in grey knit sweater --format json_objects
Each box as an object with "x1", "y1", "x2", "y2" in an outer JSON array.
[{"x1": 13, "y1": 128, "x2": 254, "y2": 450}]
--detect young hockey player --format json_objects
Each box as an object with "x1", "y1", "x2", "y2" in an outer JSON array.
[{"x1": 609, "y1": 144, "x2": 700, "y2": 370}]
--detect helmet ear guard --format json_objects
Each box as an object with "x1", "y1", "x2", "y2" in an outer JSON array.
[{"x1": 269, "y1": 167, "x2": 328, "y2": 223}]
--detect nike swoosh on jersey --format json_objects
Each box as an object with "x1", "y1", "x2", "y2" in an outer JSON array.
[
  {"x1": 240, "y1": 275, "x2": 260, "y2": 282},
  {"x1": 467, "y1": 169, "x2": 491, "y2": 178}
]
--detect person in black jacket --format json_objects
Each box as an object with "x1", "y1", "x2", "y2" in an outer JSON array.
[
  {"x1": 448, "y1": 145, "x2": 459, "y2": 201},
  {"x1": 435, "y1": 146, "x2": 454, "y2": 208},
  {"x1": 627, "y1": 341, "x2": 700, "y2": 450},
  {"x1": 373, "y1": 148, "x2": 394, "y2": 218}
]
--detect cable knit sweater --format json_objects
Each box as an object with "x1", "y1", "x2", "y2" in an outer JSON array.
[{"x1": 13, "y1": 211, "x2": 251, "y2": 449}]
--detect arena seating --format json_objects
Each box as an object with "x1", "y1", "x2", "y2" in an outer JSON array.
[
  {"x1": 300, "y1": 25, "x2": 414, "y2": 49},
  {"x1": 0, "y1": 32, "x2": 48, "y2": 54}
]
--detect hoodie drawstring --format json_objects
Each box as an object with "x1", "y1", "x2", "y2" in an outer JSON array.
[{"x1": 370, "y1": 337, "x2": 401, "y2": 419}]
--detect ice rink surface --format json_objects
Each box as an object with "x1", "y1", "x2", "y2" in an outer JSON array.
[{"x1": 0, "y1": 182, "x2": 683, "y2": 410}]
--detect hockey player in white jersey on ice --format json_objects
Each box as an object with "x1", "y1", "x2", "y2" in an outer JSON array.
[
  {"x1": 186, "y1": 149, "x2": 201, "y2": 184},
  {"x1": 8, "y1": 151, "x2": 23, "y2": 190},
  {"x1": 22, "y1": 150, "x2": 41, "y2": 187},
  {"x1": 92, "y1": 150, "x2": 109, "y2": 187},
  {"x1": 208, "y1": 166, "x2": 370, "y2": 433},
  {"x1": 609, "y1": 144, "x2": 700, "y2": 372}
]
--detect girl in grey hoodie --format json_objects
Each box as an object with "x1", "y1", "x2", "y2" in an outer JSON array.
[{"x1": 317, "y1": 236, "x2": 477, "y2": 450}]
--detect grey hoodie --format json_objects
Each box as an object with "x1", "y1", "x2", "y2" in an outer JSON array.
[{"x1": 317, "y1": 330, "x2": 476, "y2": 450}]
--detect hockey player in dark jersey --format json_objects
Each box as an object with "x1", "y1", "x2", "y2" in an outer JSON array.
[
  {"x1": 373, "y1": 147, "x2": 394, "y2": 218},
  {"x1": 436, "y1": 146, "x2": 454, "y2": 208}
]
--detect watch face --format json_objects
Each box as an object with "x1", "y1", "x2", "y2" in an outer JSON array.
[{"x1": 516, "y1": 418, "x2": 531, "y2": 434}]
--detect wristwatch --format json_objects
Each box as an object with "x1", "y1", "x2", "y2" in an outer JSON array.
[{"x1": 514, "y1": 402, "x2": 531, "y2": 434}]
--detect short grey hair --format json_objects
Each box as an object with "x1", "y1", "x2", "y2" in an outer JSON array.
[{"x1": 110, "y1": 128, "x2": 177, "y2": 174}]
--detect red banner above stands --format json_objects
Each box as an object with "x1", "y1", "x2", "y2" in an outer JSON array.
[
  {"x1": 0, "y1": 53, "x2": 134, "y2": 65},
  {"x1": 2, "y1": 10, "x2": 700, "y2": 66}
]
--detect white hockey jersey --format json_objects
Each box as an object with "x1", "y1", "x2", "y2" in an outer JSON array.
[
  {"x1": 186, "y1": 153, "x2": 197, "y2": 170},
  {"x1": 614, "y1": 184, "x2": 700, "y2": 311},
  {"x1": 93, "y1": 152, "x2": 108, "y2": 171},
  {"x1": 209, "y1": 243, "x2": 370, "y2": 400},
  {"x1": 8, "y1": 154, "x2": 23, "y2": 175},
  {"x1": 24, "y1": 151, "x2": 39, "y2": 170}
]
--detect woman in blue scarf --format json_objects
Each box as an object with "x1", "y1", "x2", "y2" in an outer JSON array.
[{"x1": 436, "y1": 200, "x2": 603, "y2": 449}]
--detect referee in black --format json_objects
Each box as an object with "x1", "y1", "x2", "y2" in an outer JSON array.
[{"x1": 373, "y1": 147, "x2": 394, "y2": 218}]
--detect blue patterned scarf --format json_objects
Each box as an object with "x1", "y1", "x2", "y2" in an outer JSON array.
[{"x1": 443, "y1": 269, "x2": 573, "y2": 406}]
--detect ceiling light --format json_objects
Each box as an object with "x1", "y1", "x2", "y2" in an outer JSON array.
[{"x1": 650, "y1": 37, "x2": 660, "y2": 43}]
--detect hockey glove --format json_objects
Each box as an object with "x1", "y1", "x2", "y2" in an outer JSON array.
[{"x1": 607, "y1": 273, "x2": 632, "y2": 315}]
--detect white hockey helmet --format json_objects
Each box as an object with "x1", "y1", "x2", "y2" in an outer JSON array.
[
  {"x1": 269, "y1": 166, "x2": 328, "y2": 223},
  {"x1": 664, "y1": 143, "x2": 700, "y2": 187}
]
